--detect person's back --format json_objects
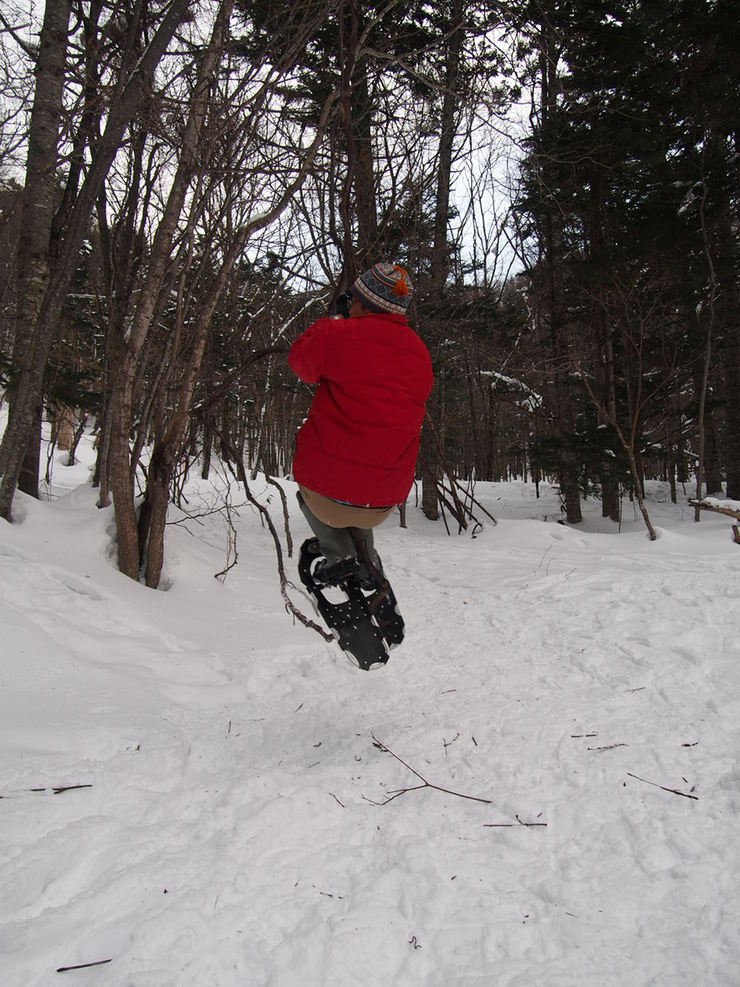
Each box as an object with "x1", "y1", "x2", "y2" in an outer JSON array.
[
  {"x1": 289, "y1": 262, "x2": 433, "y2": 593},
  {"x1": 289, "y1": 306, "x2": 432, "y2": 508}
]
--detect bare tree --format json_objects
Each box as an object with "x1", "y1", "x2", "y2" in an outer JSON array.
[
  {"x1": 0, "y1": 5, "x2": 34, "y2": 178},
  {"x1": 101, "y1": 2, "x2": 340, "y2": 585},
  {"x1": 0, "y1": 0, "x2": 192, "y2": 521},
  {"x1": 5, "y1": 0, "x2": 70, "y2": 499}
]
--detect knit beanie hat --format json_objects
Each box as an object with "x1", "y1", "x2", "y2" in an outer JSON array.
[{"x1": 350, "y1": 262, "x2": 413, "y2": 315}]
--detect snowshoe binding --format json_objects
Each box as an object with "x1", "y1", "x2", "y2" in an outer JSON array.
[
  {"x1": 350, "y1": 535, "x2": 405, "y2": 650},
  {"x1": 298, "y1": 539, "x2": 390, "y2": 670}
]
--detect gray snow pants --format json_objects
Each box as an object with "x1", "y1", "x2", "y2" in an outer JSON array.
[{"x1": 297, "y1": 486, "x2": 392, "y2": 567}]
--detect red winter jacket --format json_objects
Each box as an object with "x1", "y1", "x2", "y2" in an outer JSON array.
[{"x1": 289, "y1": 311, "x2": 433, "y2": 506}]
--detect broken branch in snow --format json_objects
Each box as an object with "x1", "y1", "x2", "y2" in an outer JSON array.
[
  {"x1": 443, "y1": 732, "x2": 460, "y2": 756},
  {"x1": 626, "y1": 772, "x2": 698, "y2": 801},
  {"x1": 484, "y1": 814, "x2": 547, "y2": 829},
  {"x1": 366, "y1": 733, "x2": 492, "y2": 805},
  {"x1": 0, "y1": 784, "x2": 93, "y2": 799},
  {"x1": 57, "y1": 958, "x2": 112, "y2": 973},
  {"x1": 688, "y1": 498, "x2": 740, "y2": 520}
]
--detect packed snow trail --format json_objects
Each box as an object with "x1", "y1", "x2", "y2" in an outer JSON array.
[{"x1": 1, "y1": 449, "x2": 739, "y2": 985}]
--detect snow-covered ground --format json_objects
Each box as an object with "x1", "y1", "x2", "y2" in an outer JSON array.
[{"x1": 1, "y1": 433, "x2": 739, "y2": 986}]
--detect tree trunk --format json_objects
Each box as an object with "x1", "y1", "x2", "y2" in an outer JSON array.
[
  {"x1": 703, "y1": 405, "x2": 722, "y2": 495},
  {"x1": 723, "y1": 327, "x2": 740, "y2": 498},
  {"x1": 0, "y1": 0, "x2": 191, "y2": 520},
  {"x1": 420, "y1": 415, "x2": 439, "y2": 520},
  {"x1": 109, "y1": 362, "x2": 139, "y2": 576},
  {"x1": 666, "y1": 416, "x2": 677, "y2": 504},
  {"x1": 561, "y1": 459, "x2": 582, "y2": 524},
  {"x1": 349, "y1": 10, "x2": 378, "y2": 266},
  {"x1": 587, "y1": 155, "x2": 620, "y2": 522},
  {"x1": 142, "y1": 232, "x2": 243, "y2": 587},
  {"x1": 337, "y1": 2, "x2": 378, "y2": 275},
  {"x1": 19, "y1": 406, "x2": 44, "y2": 497},
  {"x1": 201, "y1": 418, "x2": 213, "y2": 480},
  {"x1": 717, "y1": 241, "x2": 740, "y2": 497},
  {"x1": 420, "y1": 0, "x2": 464, "y2": 522},
  {"x1": 535, "y1": 12, "x2": 582, "y2": 525},
  {"x1": 51, "y1": 403, "x2": 76, "y2": 451},
  {"x1": 430, "y1": 0, "x2": 463, "y2": 290},
  {"x1": 94, "y1": 127, "x2": 147, "y2": 506},
  {"x1": 67, "y1": 414, "x2": 88, "y2": 466},
  {"x1": 108, "y1": 0, "x2": 233, "y2": 577},
  {"x1": 2, "y1": 1, "x2": 71, "y2": 504}
]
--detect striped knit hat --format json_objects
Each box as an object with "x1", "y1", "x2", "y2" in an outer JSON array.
[{"x1": 350, "y1": 262, "x2": 413, "y2": 315}]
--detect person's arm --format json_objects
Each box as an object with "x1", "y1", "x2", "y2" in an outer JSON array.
[{"x1": 288, "y1": 317, "x2": 333, "y2": 384}]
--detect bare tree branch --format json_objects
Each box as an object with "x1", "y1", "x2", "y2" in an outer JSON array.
[
  {"x1": 626, "y1": 772, "x2": 698, "y2": 801},
  {"x1": 366, "y1": 734, "x2": 492, "y2": 805}
]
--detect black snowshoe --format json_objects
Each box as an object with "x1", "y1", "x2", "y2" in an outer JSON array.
[
  {"x1": 351, "y1": 535, "x2": 405, "y2": 650},
  {"x1": 298, "y1": 538, "x2": 404, "y2": 670}
]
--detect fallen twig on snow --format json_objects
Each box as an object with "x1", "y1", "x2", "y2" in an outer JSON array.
[
  {"x1": 443, "y1": 732, "x2": 460, "y2": 756},
  {"x1": 0, "y1": 784, "x2": 93, "y2": 799},
  {"x1": 484, "y1": 814, "x2": 547, "y2": 829},
  {"x1": 627, "y1": 772, "x2": 698, "y2": 801},
  {"x1": 366, "y1": 733, "x2": 491, "y2": 805},
  {"x1": 57, "y1": 958, "x2": 112, "y2": 973}
]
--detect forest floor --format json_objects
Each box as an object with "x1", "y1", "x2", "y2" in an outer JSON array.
[{"x1": 1, "y1": 432, "x2": 739, "y2": 986}]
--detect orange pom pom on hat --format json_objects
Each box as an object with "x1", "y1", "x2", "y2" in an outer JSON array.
[{"x1": 350, "y1": 262, "x2": 413, "y2": 314}]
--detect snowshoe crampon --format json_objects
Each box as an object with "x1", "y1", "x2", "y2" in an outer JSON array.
[
  {"x1": 363, "y1": 572, "x2": 405, "y2": 649},
  {"x1": 298, "y1": 538, "x2": 390, "y2": 670},
  {"x1": 348, "y1": 532, "x2": 405, "y2": 650}
]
